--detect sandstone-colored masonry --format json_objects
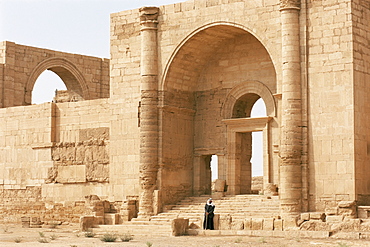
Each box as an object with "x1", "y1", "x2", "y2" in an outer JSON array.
[{"x1": 0, "y1": 0, "x2": 370, "y2": 229}]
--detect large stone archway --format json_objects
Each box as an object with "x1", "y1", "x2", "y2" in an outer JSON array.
[
  {"x1": 158, "y1": 22, "x2": 278, "y2": 204},
  {"x1": 161, "y1": 22, "x2": 277, "y2": 92}
]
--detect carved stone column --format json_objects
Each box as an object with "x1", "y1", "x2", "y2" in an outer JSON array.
[
  {"x1": 279, "y1": 0, "x2": 302, "y2": 218},
  {"x1": 138, "y1": 6, "x2": 159, "y2": 219}
]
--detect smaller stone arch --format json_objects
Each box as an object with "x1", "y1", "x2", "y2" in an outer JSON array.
[
  {"x1": 222, "y1": 81, "x2": 276, "y2": 119},
  {"x1": 25, "y1": 57, "x2": 90, "y2": 105}
]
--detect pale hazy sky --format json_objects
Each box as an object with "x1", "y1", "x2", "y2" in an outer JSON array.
[
  {"x1": 0, "y1": 0, "x2": 184, "y2": 104},
  {"x1": 0, "y1": 0, "x2": 184, "y2": 58},
  {"x1": 0, "y1": 0, "x2": 265, "y2": 176}
]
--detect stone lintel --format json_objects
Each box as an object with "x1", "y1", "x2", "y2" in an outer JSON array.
[
  {"x1": 222, "y1": 116, "x2": 272, "y2": 131},
  {"x1": 194, "y1": 147, "x2": 225, "y2": 156}
]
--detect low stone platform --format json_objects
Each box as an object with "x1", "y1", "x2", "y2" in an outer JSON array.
[{"x1": 191, "y1": 229, "x2": 331, "y2": 239}]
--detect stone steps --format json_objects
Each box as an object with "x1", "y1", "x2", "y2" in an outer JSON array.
[
  {"x1": 151, "y1": 194, "x2": 280, "y2": 226},
  {"x1": 94, "y1": 194, "x2": 281, "y2": 237},
  {"x1": 153, "y1": 209, "x2": 280, "y2": 218}
]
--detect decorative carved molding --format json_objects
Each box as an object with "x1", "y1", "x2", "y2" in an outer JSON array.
[
  {"x1": 280, "y1": 0, "x2": 301, "y2": 10},
  {"x1": 139, "y1": 7, "x2": 159, "y2": 23}
]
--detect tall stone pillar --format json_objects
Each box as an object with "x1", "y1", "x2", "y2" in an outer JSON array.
[
  {"x1": 138, "y1": 6, "x2": 159, "y2": 219},
  {"x1": 279, "y1": 0, "x2": 302, "y2": 218}
]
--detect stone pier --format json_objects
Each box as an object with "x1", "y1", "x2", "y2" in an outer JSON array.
[
  {"x1": 279, "y1": 0, "x2": 303, "y2": 218},
  {"x1": 138, "y1": 6, "x2": 160, "y2": 219}
]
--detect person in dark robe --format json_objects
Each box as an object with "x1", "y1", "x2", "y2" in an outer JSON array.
[{"x1": 203, "y1": 198, "x2": 215, "y2": 230}]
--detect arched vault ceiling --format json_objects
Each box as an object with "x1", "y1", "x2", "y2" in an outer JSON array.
[{"x1": 164, "y1": 25, "x2": 266, "y2": 92}]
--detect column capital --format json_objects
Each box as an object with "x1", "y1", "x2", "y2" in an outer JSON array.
[
  {"x1": 280, "y1": 0, "x2": 300, "y2": 11},
  {"x1": 139, "y1": 6, "x2": 159, "y2": 27}
]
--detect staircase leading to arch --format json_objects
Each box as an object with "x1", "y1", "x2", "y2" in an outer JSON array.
[{"x1": 95, "y1": 194, "x2": 280, "y2": 237}]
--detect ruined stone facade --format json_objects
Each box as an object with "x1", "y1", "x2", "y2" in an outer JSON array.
[{"x1": 0, "y1": 0, "x2": 370, "y2": 224}]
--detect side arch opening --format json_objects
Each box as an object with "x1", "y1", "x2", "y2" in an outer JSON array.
[
  {"x1": 223, "y1": 81, "x2": 276, "y2": 195},
  {"x1": 32, "y1": 70, "x2": 67, "y2": 104},
  {"x1": 25, "y1": 57, "x2": 89, "y2": 105}
]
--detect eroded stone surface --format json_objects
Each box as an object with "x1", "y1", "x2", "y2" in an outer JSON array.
[{"x1": 0, "y1": 0, "x2": 369, "y2": 238}]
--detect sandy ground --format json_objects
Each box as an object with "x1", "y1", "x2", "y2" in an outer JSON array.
[{"x1": 1, "y1": 224, "x2": 370, "y2": 247}]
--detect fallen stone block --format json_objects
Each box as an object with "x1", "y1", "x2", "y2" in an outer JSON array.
[
  {"x1": 263, "y1": 218, "x2": 274, "y2": 230},
  {"x1": 213, "y1": 179, "x2": 226, "y2": 192},
  {"x1": 310, "y1": 212, "x2": 325, "y2": 221},
  {"x1": 231, "y1": 220, "x2": 244, "y2": 230},
  {"x1": 338, "y1": 201, "x2": 357, "y2": 218},
  {"x1": 104, "y1": 213, "x2": 119, "y2": 225},
  {"x1": 219, "y1": 214, "x2": 231, "y2": 230},
  {"x1": 251, "y1": 218, "x2": 263, "y2": 230},
  {"x1": 274, "y1": 219, "x2": 283, "y2": 231},
  {"x1": 300, "y1": 213, "x2": 310, "y2": 221},
  {"x1": 283, "y1": 217, "x2": 299, "y2": 230},
  {"x1": 326, "y1": 215, "x2": 344, "y2": 223},
  {"x1": 172, "y1": 218, "x2": 189, "y2": 236},
  {"x1": 80, "y1": 216, "x2": 97, "y2": 231},
  {"x1": 21, "y1": 216, "x2": 30, "y2": 228},
  {"x1": 244, "y1": 218, "x2": 252, "y2": 230}
]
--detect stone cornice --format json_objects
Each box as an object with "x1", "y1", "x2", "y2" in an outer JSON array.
[{"x1": 280, "y1": 0, "x2": 301, "y2": 11}]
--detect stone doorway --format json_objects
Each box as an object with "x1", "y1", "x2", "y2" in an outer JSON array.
[
  {"x1": 224, "y1": 117, "x2": 272, "y2": 195},
  {"x1": 222, "y1": 82, "x2": 277, "y2": 196},
  {"x1": 193, "y1": 154, "x2": 220, "y2": 196},
  {"x1": 232, "y1": 130, "x2": 264, "y2": 194}
]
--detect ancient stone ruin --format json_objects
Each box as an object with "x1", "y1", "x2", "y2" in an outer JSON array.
[{"x1": 1, "y1": 0, "x2": 370, "y2": 238}]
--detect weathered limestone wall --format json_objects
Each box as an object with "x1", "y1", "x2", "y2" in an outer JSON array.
[
  {"x1": 307, "y1": 0, "x2": 355, "y2": 211},
  {"x1": 109, "y1": 10, "x2": 142, "y2": 201},
  {"x1": 352, "y1": 0, "x2": 370, "y2": 205},
  {"x1": 0, "y1": 99, "x2": 115, "y2": 222},
  {"x1": 1, "y1": 0, "x2": 368, "y2": 223},
  {"x1": 0, "y1": 64, "x2": 4, "y2": 108},
  {"x1": 0, "y1": 41, "x2": 110, "y2": 108},
  {"x1": 0, "y1": 104, "x2": 66, "y2": 221},
  {"x1": 43, "y1": 99, "x2": 112, "y2": 203},
  {"x1": 160, "y1": 93, "x2": 194, "y2": 204},
  {"x1": 0, "y1": 186, "x2": 87, "y2": 224},
  {"x1": 0, "y1": 103, "x2": 54, "y2": 191},
  {"x1": 111, "y1": 0, "x2": 282, "y2": 208}
]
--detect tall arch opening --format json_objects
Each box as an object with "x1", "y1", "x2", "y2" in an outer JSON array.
[
  {"x1": 231, "y1": 94, "x2": 268, "y2": 194},
  {"x1": 210, "y1": 155, "x2": 219, "y2": 180},
  {"x1": 32, "y1": 70, "x2": 67, "y2": 104},
  {"x1": 251, "y1": 98, "x2": 267, "y2": 193},
  {"x1": 25, "y1": 58, "x2": 89, "y2": 105},
  {"x1": 161, "y1": 23, "x2": 277, "y2": 201}
]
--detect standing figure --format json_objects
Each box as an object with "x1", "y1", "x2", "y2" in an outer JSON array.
[{"x1": 203, "y1": 198, "x2": 215, "y2": 230}]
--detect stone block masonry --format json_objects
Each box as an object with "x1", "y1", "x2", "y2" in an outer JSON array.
[
  {"x1": 0, "y1": 41, "x2": 109, "y2": 108},
  {"x1": 0, "y1": 0, "x2": 370, "y2": 233}
]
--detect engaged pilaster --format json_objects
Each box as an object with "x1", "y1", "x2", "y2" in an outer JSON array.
[
  {"x1": 138, "y1": 6, "x2": 159, "y2": 219},
  {"x1": 279, "y1": 0, "x2": 303, "y2": 218}
]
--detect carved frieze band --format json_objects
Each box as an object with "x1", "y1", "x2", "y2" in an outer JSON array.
[{"x1": 280, "y1": 0, "x2": 301, "y2": 10}]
